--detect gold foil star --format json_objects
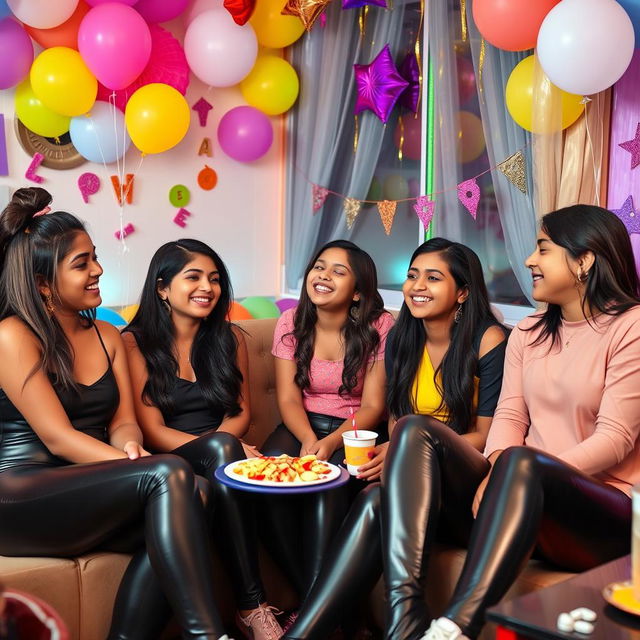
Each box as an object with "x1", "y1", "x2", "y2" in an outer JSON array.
[{"x1": 281, "y1": 0, "x2": 332, "y2": 30}]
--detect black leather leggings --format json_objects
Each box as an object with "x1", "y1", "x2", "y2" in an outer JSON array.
[
  {"x1": 0, "y1": 455, "x2": 225, "y2": 640},
  {"x1": 173, "y1": 431, "x2": 265, "y2": 610}
]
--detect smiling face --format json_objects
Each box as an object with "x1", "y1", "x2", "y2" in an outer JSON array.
[
  {"x1": 158, "y1": 253, "x2": 220, "y2": 321},
  {"x1": 305, "y1": 247, "x2": 359, "y2": 311},
  {"x1": 402, "y1": 251, "x2": 467, "y2": 324},
  {"x1": 45, "y1": 231, "x2": 103, "y2": 312}
]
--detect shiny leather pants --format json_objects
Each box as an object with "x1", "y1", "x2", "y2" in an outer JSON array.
[
  {"x1": 174, "y1": 431, "x2": 265, "y2": 610},
  {"x1": 0, "y1": 455, "x2": 225, "y2": 640}
]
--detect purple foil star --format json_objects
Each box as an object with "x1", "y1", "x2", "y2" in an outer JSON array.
[
  {"x1": 342, "y1": 0, "x2": 386, "y2": 8},
  {"x1": 353, "y1": 45, "x2": 409, "y2": 123},
  {"x1": 619, "y1": 123, "x2": 640, "y2": 170},
  {"x1": 399, "y1": 53, "x2": 420, "y2": 113},
  {"x1": 612, "y1": 195, "x2": 640, "y2": 235}
]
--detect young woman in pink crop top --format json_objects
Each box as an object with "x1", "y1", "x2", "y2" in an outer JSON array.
[
  {"x1": 403, "y1": 204, "x2": 640, "y2": 640},
  {"x1": 260, "y1": 239, "x2": 393, "y2": 608}
]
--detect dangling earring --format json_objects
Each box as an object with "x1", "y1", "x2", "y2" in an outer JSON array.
[
  {"x1": 349, "y1": 303, "x2": 360, "y2": 322},
  {"x1": 454, "y1": 303, "x2": 463, "y2": 323},
  {"x1": 160, "y1": 297, "x2": 171, "y2": 312},
  {"x1": 576, "y1": 267, "x2": 588, "y2": 284},
  {"x1": 44, "y1": 292, "x2": 55, "y2": 315}
]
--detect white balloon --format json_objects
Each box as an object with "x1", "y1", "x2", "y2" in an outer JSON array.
[
  {"x1": 7, "y1": 0, "x2": 79, "y2": 29},
  {"x1": 537, "y1": 0, "x2": 635, "y2": 95}
]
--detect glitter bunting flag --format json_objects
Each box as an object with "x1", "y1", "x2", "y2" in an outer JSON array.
[
  {"x1": 312, "y1": 185, "x2": 329, "y2": 213},
  {"x1": 344, "y1": 198, "x2": 361, "y2": 229},
  {"x1": 498, "y1": 150, "x2": 527, "y2": 194},
  {"x1": 457, "y1": 178, "x2": 480, "y2": 220},
  {"x1": 413, "y1": 195, "x2": 434, "y2": 230},
  {"x1": 378, "y1": 200, "x2": 397, "y2": 235}
]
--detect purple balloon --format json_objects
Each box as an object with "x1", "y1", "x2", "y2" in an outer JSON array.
[
  {"x1": 217, "y1": 106, "x2": 273, "y2": 163},
  {"x1": 276, "y1": 298, "x2": 298, "y2": 313},
  {"x1": 86, "y1": 0, "x2": 139, "y2": 5},
  {"x1": 399, "y1": 52, "x2": 420, "y2": 113},
  {"x1": 135, "y1": 0, "x2": 189, "y2": 22},
  {"x1": 0, "y1": 19, "x2": 33, "y2": 90}
]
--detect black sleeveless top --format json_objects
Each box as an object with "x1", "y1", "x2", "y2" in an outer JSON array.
[{"x1": 0, "y1": 324, "x2": 119, "y2": 472}]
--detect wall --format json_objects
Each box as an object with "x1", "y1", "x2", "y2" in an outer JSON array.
[{"x1": 0, "y1": 18, "x2": 283, "y2": 309}]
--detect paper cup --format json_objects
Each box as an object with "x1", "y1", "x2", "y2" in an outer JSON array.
[{"x1": 342, "y1": 430, "x2": 377, "y2": 476}]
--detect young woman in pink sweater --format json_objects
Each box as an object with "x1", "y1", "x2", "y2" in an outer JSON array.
[{"x1": 386, "y1": 204, "x2": 640, "y2": 640}]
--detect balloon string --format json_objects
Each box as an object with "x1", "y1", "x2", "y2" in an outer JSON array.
[
  {"x1": 460, "y1": 0, "x2": 467, "y2": 41},
  {"x1": 582, "y1": 98, "x2": 600, "y2": 207},
  {"x1": 478, "y1": 38, "x2": 486, "y2": 103},
  {"x1": 414, "y1": 0, "x2": 424, "y2": 114},
  {"x1": 353, "y1": 114, "x2": 359, "y2": 153},
  {"x1": 397, "y1": 115, "x2": 404, "y2": 160}
]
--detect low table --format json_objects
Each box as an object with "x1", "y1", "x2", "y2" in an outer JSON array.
[{"x1": 486, "y1": 555, "x2": 639, "y2": 639}]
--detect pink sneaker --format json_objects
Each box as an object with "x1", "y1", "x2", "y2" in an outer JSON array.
[{"x1": 236, "y1": 605, "x2": 283, "y2": 640}]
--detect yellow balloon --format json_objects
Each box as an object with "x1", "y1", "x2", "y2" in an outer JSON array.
[
  {"x1": 30, "y1": 47, "x2": 97, "y2": 117},
  {"x1": 240, "y1": 55, "x2": 299, "y2": 115},
  {"x1": 15, "y1": 79, "x2": 71, "y2": 138},
  {"x1": 125, "y1": 83, "x2": 191, "y2": 155},
  {"x1": 250, "y1": 0, "x2": 305, "y2": 48},
  {"x1": 506, "y1": 55, "x2": 585, "y2": 134},
  {"x1": 120, "y1": 304, "x2": 139, "y2": 323}
]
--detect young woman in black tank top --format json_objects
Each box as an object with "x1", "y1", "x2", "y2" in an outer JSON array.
[
  {"x1": 0, "y1": 188, "x2": 232, "y2": 640},
  {"x1": 123, "y1": 240, "x2": 282, "y2": 640}
]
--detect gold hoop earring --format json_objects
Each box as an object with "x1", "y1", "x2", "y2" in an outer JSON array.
[{"x1": 44, "y1": 293, "x2": 55, "y2": 315}]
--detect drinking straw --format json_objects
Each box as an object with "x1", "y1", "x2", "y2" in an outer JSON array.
[{"x1": 349, "y1": 406, "x2": 358, "y2": 438}]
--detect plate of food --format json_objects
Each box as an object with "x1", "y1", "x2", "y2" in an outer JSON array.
[
  {"x1": 603, "y1": 580, "x2": 640, "y2": 616},
  {"x1": 223, "y1": 454, "x2": 342, "y2": 487}
]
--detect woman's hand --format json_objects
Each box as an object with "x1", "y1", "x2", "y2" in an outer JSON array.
[
  {"x1": 241, "y1": 441, "x2": 261, "y2": 459},
  {"x1": 300, "y1": 435, "x2": 319, "y2": 457},
  {"x1": 308, "y1": 434, "x2": 340, "y2": 461},
  {"x1": 123, "y1": 441, "x2": 150, "y2": 460},
  {"x1": 355, "y1": 442, "x2": 389, "y2": 481}
]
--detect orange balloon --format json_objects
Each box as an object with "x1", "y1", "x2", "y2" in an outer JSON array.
[
  {"x1": 198, "y1": 165, "x2": 218, "y2": 190},
  {"x1": 227, "y1": 301, "x2": 253, "y2": 321},
  {"x1": 25, "y1": 1, "x2": 90, "y2": 50}
]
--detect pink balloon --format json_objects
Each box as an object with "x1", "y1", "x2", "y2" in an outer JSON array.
[
  {"x1": 0, "y1": 19, "x2": 33, "y2": 90},
  {"x1": 78, "y1": 4, "x2": 151, "y2": 90},
  {"x1": 217, "y1": 106, "x2": 273, "y2": 163},
  {"x1": 276, "y1": 298, "x2": 298, "y2": 313},
  {"x1": 183, "y1": 0, "x2": 224, "y2": 25},
  {"x1": 86, "y1": 0, "x2": 138, "y2": 5},
  {"x1": 393, "y1": 113, "x2": 422, "y2": 161},
  {"x1": 456, "y1": 55, "x2": 476, "y2": 105},
  {"x1": 136, "y1": 0, "x2": 189, "y2": 21}
]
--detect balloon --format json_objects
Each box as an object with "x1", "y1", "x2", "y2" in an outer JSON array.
[
  {"x1": 228, "y1": 301, "x2": 253, "y2": 321},
  {"x1": 30, "y1": 47, "x2": 97, "y2": 117},
  {"x1": 24, "y1": 1, "x2": 90, "y2": 50},
  {"x1": 408, "y1": 177, "x2": 420, "y2": 198},
  {"x1": 135, "y1": 0, "x2": 189, "y2": 22},
  {"x1": 472, "y1": 0, "x2": 560, "y2": 51},
  {"x1": 224, "y1": 0, "x2": 256, "y2": 25},
  {"x1": 70, "y1": 101, "x2": 132, "y2": 163},
  {"x1": 393, "y1": 113, "x2": 421, "y2": 161},
  {"x1": 96, "y1": 307, "x2": 126, "y2": 326},
  {"x1": 0, "y1": 1, "x2": 9, "y2": 19},
  {"x1": 78, "y1": 3, "x2": 152, "y2": 90},
  {"x1": 15, "y1": 79, "x2": 71, "y2": 138},
  {"x1": 249, "y1": 0, "x2": 304, "y2": 48},
  {"x1": 125, "y1": 83, "x2": 190, "y2": 154},
  {"x1": 456, "y1": 55, "x2": 476, "y2": 105},
  {"x1": 184, "y1": 9, "x2": 257, "y2": 87},
  {"x1": 184, "y1": 0, "x2": 225, "y2": 24},
  {"x1": 0, "y1": 19, "x2": 33, "y2": 90},
  {"x1": 366, "y1": 177, "x2": 382, "y2": 202},
  {"x1": 505, "y1": 55, "x2": 584, "y2": 133},
  {"x1": 240, "y1": 296, "x2": 280, "y2": 319},
  {"x1": 457, "y1": 111, "x2": 485, "y2": 164},
  {"x1": 537, "y1": 0, "x2": 635, "y2": 95},
  {"x1": 7, "y1": 0, "x2": 79, "y2": 29},
  {"x1": 618, "y1": 0, "x2": 640, "y2": 44},
  {"x1": 217, "y1": 106, "x2": 273, "y2": 162},
  {"x1": 95, "y1": 24, "x2": 189, "y2": 112},
  {"x1": 240, "y1": 55, "x2": 299, "y2": 115},
  {"x1": 275, "y1": 298, "x2": 298, "y2": 313},
  {"x1": 120, "y1": 303, "x2": 139, "y2": 323},
  {"x1": 383, "y1": 175, "x2": 409, "y2": 201},
  {"x1": 86, "y1": 0, "x2": 138, "y2": 5}
]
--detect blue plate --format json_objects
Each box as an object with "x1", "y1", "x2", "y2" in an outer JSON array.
[{"x1": 214, "y1": 463, "x2": 351, "y2": 494}]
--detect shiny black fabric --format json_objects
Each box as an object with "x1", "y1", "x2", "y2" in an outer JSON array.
[{"x1": 163, "y1": 378, "x2": 225, "y2": 436}]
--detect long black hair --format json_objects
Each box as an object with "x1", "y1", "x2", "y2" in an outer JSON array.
[
  {"x1": 125, "y1": 239, "x2": 242, "y2": 417},
  {"x1": 290, "y1": 240, "x2": 387, "y2": 396},
  {"x1": 387, "y1": 238, "x2": 500, "y2": 434},
  {"x1": 0, "y1": 187, "x2": 94, "y2": 391},
  {"x1": 528, "y1": 204, "x2": 640, "y2": 347}
]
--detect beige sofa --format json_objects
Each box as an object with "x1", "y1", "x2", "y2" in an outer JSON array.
[{"x1": 0, "y1": 318, "x2": 573, "y2": 639}]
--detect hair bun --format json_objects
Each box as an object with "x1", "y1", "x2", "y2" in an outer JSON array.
[{"x1": 0, "y1": 187, "x2": 53, "y2": 239}]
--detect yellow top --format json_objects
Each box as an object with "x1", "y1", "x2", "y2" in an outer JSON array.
[{"x1": 411, "y1": 346, "x2": 478, "y2": 421}]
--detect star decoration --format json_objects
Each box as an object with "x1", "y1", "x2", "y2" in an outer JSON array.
[
  {"x1": 612, "y1": 195, "x2": 640, "y2": 235},
  {"x1": 342, "y1": 0, "x2": 386, "y2": 9},
  {"x1": 281, "y1": 0, "x2": 332, "y2": 31},
  {"x1": 398, "y1": 53, "x2": 420, "y2": 113},
  {"x1": 224, "y1": 0, "x2": 256, "y2": 25},
  {"x1": 619, "y1": 123, "x2": 640, "y2": 170},
  {"x1": 353, "y1": 44, "x2": 409, "y2": 123}
]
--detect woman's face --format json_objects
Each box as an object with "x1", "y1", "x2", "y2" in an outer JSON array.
[
  {"x1": 50, "y1": 231, "x2": 103, "y2": 312},
  {"x1": 525, "y1": 231, "x2": 581, "y2": 305},
  {"x1": 305, "y1": 247, "x2": 359, "y2": 311},
  {"x1": 158, "y1": 253, "x2": 221, "y2": 320},
  {"x1": 402, "y1": 251, "x2": 466, "y2": 323}
]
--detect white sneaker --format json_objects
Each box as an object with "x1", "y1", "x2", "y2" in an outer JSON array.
[{"x1": 421, "y1": 617, "x2": 468, "y2": 639}]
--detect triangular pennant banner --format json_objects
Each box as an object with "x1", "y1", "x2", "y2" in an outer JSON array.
[
  {"x1": 457, "y1": 178, "x2": 480, "y2": 220},
  {"x1": 344, "y1": 197, "x2": 362, "y2": 229},
  {"x1": 312, "y1": 184, "x2": 329, "y2": 213},
  {"x1": 413, "y1": 196, "x2": 434, "y2": 230},
  {"x1": 497, "y1": 150, "x2": 527, "y2": 194},
  {"x1": 378, "y1": 200, "x2": 397, "y2": 235}
]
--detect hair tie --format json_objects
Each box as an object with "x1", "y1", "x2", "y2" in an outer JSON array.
[{"x1": 33, "y1": 206, "x2": 51, "y2": 217}]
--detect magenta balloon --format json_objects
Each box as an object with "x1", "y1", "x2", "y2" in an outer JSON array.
[
  {"x1": 86, "y1": 0, "x2": 139, "y2": 5},
  {"x1": 0, "y1": 19, "x2": 33, "y2": 89},
  {"x1": 456, "y1": 55, "x2": 476, "y2": 105},
  {"x1": 78, "y1": 4, "x2": 151, "y2": 90},
  {"x1": 217, "y1": 106, "x2": 273, "y2": 163},
  {"x1": 276, "y1": 298, "x2": 298, "y2": 313},
  {"x1": 135, "y1": 0, "x2": 189, "y2": 22}
]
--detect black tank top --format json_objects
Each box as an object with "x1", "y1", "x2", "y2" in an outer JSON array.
[
  {"x1": 0, "y1": 324, "x2": 119, "y2": 472},
  {"x1": 162, "y1": 376, "x2": 225, "y2": 436}
]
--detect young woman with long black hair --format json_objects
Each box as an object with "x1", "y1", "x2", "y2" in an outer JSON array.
[
  {"x1": 284, "y1": 238, "x2": 507, "y2": 640},
  {"x1": 391, "y1": 205, "x2": 640, "y2": 640},
  {"x1": 0, "y1": 188, "x2": 231, "y2": 640},
  {"x1": 123, "y1": 239, "x2": 281, "y2": 640},
  {"x1": 262, "y1": 240, "x2": 394, "y2": 606}
]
